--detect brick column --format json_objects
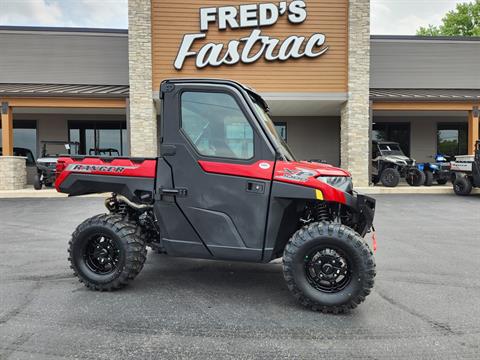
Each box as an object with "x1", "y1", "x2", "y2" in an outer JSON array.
[
  {"x1": 128, "y1": 0, "x2": 157, "y2": 157},
  {"x1": 340, "y1": 0, "x2": 371, "y2": 187},
  {"x1": 0, "y1": 157, "x2": 26, "y2": 190}
]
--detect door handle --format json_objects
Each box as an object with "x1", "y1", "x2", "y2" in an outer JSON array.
[
  {"x1": 246, "y1": 181, "x2": 265, "y2": 194},
  {"x1": 160, "y1": 187, "x2": 187, "y2": 197}
]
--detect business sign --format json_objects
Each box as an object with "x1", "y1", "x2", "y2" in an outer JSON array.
[
  {"x1": 174, "y1": 1, "x2": 329, "y2": 70},
  {"x1": 152, "y1": 0, "x2": 348, "y2": 93}
]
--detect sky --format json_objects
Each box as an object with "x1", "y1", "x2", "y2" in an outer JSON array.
[{"x1": 0, "y1": 0, "x2": 470, "y2": 35}]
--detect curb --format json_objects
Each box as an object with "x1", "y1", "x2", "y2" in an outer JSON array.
[
  {"x1": 0, "y1": 189, "x2": 107, "y2": 199},
  {"x1": 356, "y1": 186, "x2": 480, "y2": 195}
]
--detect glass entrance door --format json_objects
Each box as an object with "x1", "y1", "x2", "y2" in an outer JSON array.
[{"x1": 69, "y1": 121, "x2": 128, "y2": 156}]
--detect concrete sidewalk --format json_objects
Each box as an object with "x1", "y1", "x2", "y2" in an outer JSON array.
[
  {"x1": 0, "y1": 186, "x2": 106, "y2": 198},
  {"x1": 1, "y1": 184, "x2": 479, "y2": 198}
]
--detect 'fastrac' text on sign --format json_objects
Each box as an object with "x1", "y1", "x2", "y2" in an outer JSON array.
[{"x1": 174, "y1": 1, "x2": 329, "y2": 70}]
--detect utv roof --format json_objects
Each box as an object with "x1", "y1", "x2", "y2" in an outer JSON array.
[
  {"x1": 372, "y1": 140, "x2": 400, "y2": 145},
  {"x1": 161, "y1": 78, "x2": 269, "y2": 110}
]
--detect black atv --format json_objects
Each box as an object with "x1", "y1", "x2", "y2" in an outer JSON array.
[{"x1": 372, "y1": 141, "x2": 425, "y2": 187}]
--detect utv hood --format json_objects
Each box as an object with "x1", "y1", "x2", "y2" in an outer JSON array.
[
  {"x1": 275, "y1": 161, "x2": 351, "y2": 179},
  {"x1": 383, "y1": 155, "x2": 414, "y2": 165},
  {"x1": 273, "y1": 161, "x2": 353, "y2": 204}
]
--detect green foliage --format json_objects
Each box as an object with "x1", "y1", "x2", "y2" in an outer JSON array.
[{"x1": 417, "y1": 0, "x2": 480, "y2": 36}]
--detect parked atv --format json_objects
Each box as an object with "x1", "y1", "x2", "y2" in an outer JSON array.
[
  {"x1": 417, "y1": 154, "x2": 452, "y2": 186},
  {"x1": 34, "y1": 141, "x2": 79, "y2": 190},
  {"x1": 372, "y1": 141, "x2": 425, "y2": 187},
  {"x1": 450, "y1": 141, "x2": 480, "y2": 196},
  {"x1": 55, "y1": 79, "x2": 377, "y2": 313}
]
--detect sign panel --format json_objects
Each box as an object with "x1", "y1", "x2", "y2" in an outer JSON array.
[{"x1": 152, "y1": 0, "x2": 348, "y2": 92}]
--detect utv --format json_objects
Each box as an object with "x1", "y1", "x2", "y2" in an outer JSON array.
[
  {"x1": 417, "y1": 154, "x2": 452, "y2": 186},
  {"x1": 55, "y1": 79, "x2": 377, "y2": 313},
  {"x1": 34, "y1": 141, "x2": 79, "y2": 190},
  {"x1": 450, "y1": 141, "x2": 480, "y2": 196},
  {"x1": 372, "y1": 141, "x2": 425, "y2": 187}
]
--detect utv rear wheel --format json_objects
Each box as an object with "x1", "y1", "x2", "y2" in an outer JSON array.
[
  {"x1": 33, "y1": 174, "x2": 42, "y2": 190},
  {"x1": 437, "y1": 178, "x2": 448, "y2": 185},
  {"x1": 283, "y1": 222, "x2": 376, "y2": 313},
  {"x1": 424, "y1": 170, "x2": 434, "y2": 186},
  {"x1": 68, "y1": 214, "x2": 147, "y2": 291},
  {"x1": 453, "y1": 177, "x2": 473, "y2": 196},
  {"x1": 380, "y1": 168, "x2": 400, "y2": 187}
]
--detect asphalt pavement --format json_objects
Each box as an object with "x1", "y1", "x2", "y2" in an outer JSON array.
[{"x1": 0, "y1": 194, "x2": 479, "y2": 359}]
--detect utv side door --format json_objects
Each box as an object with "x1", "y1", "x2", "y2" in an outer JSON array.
[{"x1": 159, "y1": 82, "x2": 276, "y2": 261}]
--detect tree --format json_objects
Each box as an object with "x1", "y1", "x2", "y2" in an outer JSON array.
[{"x1": 417, "y1": 1, "x2": 480, "y2": 36}]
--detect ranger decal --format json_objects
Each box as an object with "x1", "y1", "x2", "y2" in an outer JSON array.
[{"x1": 66, "y1": 164, "x2": 138, "y2": 173}]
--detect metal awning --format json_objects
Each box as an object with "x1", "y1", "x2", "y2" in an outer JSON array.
[
  {"x1": 0, "y1": 84, "x2": 129, "y2": 98},
  {"x1": 370, "y1": 89, "x2": 480, "y2": 102}
]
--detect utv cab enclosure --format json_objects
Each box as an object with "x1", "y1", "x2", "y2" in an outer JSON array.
[{"x1": 56, "y1": 79, "x2": 377, "y2": 313}]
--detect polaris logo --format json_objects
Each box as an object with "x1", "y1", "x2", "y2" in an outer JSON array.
[{"x1": 66, "y1": 164, "x2": 138, "y2": 173}]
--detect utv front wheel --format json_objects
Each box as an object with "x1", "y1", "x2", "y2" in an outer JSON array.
[
  {"x1": 33, "y1": 174, "x2": 42, "y2": 190},
  {"x1": 68, "y1": 214, "x2": 147, "y2": 291},
  {"x1": 283, "y1": 222, "x2": 376, "y2": 313},
  {"x1": 380, "y1": 168, "x2": 400, "y2": 187},
  {"x1": 453, "y1": 177, "x2": 472, "y2": 196}
]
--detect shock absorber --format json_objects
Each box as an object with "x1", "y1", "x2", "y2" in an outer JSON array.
[{"x1": 313, "y1": 202, "x2": 330, "y2": 222}]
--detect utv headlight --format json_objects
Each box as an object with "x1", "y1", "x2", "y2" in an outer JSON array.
[{"x1": 317, "y1": 176, "x2": 353, "y2": 193}]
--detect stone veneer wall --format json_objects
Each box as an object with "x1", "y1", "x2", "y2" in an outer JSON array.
[
  {"x1": 341, "y1": 0, "x2": 371, "y2": 187},
  {"x1": 128, "y1": 0, "x2": 158, "y2": 157},
  {"x1": 0, "y1": 157, "x2": 26, "y2": 190}
]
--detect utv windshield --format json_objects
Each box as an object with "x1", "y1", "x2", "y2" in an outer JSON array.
[
  {"x1": 251, "y1": 97, "x2": 296, "y2": 161},
  {"x1": 378, "y1": 143, "x2": 404, "y2": 156}
]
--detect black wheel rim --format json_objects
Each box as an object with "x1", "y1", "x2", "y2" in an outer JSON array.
[
  {"x1": 84, "y1": 234, "x2": 121, "y2": 275},
  {"x1": 454, "y1": 183, "x2": 463, "y2": 193},
  {"x1": 385, "y1": 173, "x2": 394, "y2": 183},
  {"x1": 304, "y1": 247, "x2": 351, "y2": 293}
]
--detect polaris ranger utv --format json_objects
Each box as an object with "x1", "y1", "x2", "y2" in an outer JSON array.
[{"x1": 55, "y1": 79, "x2": 376, "y2": 313}]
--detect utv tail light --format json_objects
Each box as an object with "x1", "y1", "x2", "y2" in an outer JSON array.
[{"x1": 56, "y1": 160, "x2": 67, "y2": 178}]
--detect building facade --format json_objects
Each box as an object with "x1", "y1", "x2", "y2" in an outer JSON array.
[{"x1": 0, "y1": 0, "x2": 479, "y2": 190}]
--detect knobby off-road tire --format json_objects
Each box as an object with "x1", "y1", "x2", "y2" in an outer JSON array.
[
  {"x1": 406, "y1": 169, "x2": 426, "y2": 187},
  {"x1": 68, "y1": 214, "x2": 147, "y2": 291},
  {"x1": 283, "y1": 222, "x2": 376, "y2": 314},
  {"x1": 453, "y1": 176, "x2": 473, "y2": 196},
  {"x1": 380, "y1": 168, "x2": 400, "y2": 187},
  {"x1": 424, "y1": 170, "x2": 434, "y2": 186},
  {"x1": 437, "y1": 178, "x2": 448, "y2": 185},
  {"x1": 33, "y1": 174, "x2": 42, "y2": 190}
]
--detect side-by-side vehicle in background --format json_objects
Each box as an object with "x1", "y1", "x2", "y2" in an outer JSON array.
[
  {"x1": 372, "y1": 141, "x2": 425, "y2": 187},
  {"x1": 34, "y1": 141, "x2": 80, "y2": 190},
  {"x1": 451, "y1": 141, "x2": 480, "y2": 196},
  {"x1": 55, "y1": 79, "x2": 377, "y2": 313}
]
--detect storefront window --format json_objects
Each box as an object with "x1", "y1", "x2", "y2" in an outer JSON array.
[
  {"x1": 68, "y1": 121, "x2": 127, "y2": 156},
  {"x1": 0, "y1": 120, "x2": 37, "y2": 163},
  {"x1": 372, "y1": 122, "x2": 410, "y2": 156},
  {"x1": 437, "y1": 123, "x2": 467, "y2": 156}
]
